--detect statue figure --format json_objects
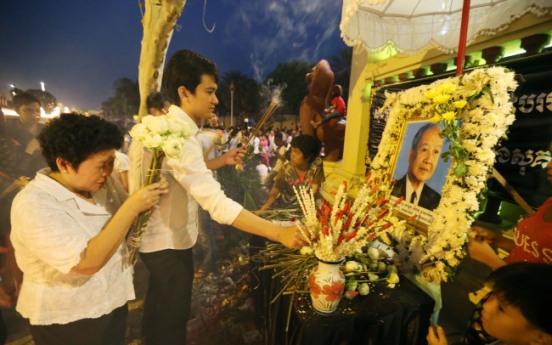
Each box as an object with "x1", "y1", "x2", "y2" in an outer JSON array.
[{"x1": 299, "y1": 60, "x2": 346, "y2": 162}]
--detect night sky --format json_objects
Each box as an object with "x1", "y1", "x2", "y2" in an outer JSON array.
[{"x1": 0, "y1": 0, "x2": 347, "y2": 111}]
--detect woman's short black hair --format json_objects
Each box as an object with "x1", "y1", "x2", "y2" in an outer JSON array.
[
  {"x1": 488, "y1": 262, "x2": 552, "y2": 335},
  {"x1": 38, "y1": 113, "x2": 123, "y2": 172},
  {"x1": 291, "y1": 135, "x2": 321, "y2": 163}
]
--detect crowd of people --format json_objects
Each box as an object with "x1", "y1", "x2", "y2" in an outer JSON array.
[{"x1": 1, "y1": 48, "x2": 551, "y2": 345}]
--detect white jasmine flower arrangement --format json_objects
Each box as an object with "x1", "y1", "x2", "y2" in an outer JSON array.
[
  {"x1": 372, "y1": 66, "x2": 518, "y2": 284},
  {"x1": 127, "y1": 114, "x2": 193, "y2": 265}
]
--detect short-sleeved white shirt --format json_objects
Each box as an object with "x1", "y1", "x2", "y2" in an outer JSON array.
[{"x1": 10, "y1": 169, "x2": 134, "y2": 325}]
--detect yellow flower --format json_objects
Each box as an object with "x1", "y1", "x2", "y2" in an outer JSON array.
[
  {"x1": 430, "y1": 114, "x2": 442, "y2": 123},
  {"x1": 437, "y1": 82, "x2": 457, "y2": 94},
  {"x1": 433, "y1": 94, "x2": 451, "y2": 105},
  {"x1": 442, "y1": 111, "x2": 456, "y2": 122},
  {"x1": 424, "y1": 89, "x2": 436, "y2": 100},
  {"x1": 453, "y1": 100, "x2": 467, "y2": 109}
]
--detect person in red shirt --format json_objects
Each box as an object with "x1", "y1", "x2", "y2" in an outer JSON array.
[
  {"x1": 468, "y1": 142, "x2": 552, "y2": 269},
  {"x1": 310, "y1": 84, "x2": 347, "y2": 130},
  {"x1": 328, "y1": 84, "x2": 346, "y2": 116}
]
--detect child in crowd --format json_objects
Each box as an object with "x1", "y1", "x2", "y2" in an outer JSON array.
[{"x1": 427, "y1": 262, "x2": 552, "y2": 345}]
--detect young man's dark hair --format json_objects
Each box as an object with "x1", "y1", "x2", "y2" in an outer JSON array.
[
  {"x1": 162, "y1": 49, "x2": 219, "y2": 106},
  {"x1": 12, "y1": 92, "x2": 40, "y2": 111}
]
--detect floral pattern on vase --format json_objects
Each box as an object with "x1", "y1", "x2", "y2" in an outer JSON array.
[{"x1": 308, "y1": 258, "x2": 345, "y2": 314}]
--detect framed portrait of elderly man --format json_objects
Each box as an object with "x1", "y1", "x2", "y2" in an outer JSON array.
[
  {"x1": 368, "y1": 67, "x2": 518, "y2": 283},
  {"x1": 389, "y1": 121, "x2": 451, "y2": 227}
]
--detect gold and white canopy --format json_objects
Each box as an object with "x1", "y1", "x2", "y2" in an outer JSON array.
[{"x1": 340, "y1": 0, "x2": 552, "y2": 55}]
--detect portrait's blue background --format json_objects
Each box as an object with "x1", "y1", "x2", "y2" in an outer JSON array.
[{"x1": 392, "y1": 122, "x2": 451, "y2": 194}]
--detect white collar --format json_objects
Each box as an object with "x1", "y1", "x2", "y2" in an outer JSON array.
[
  {"x1": 167, "y1": 105, "x2": 200, "y2": 136},
  {"x1": 34, "y1": 168, "x2": 110, "y2": 215}
]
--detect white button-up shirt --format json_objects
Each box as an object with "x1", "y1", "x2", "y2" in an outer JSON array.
[
  {"x1": 10, "y1": 169, "x2": 134, "y2": 325},
  {"x1": 137, "y1": 105, "x2": 243, "y2": 253}
]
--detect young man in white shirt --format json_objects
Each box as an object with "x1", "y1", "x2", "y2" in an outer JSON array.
[{"x1": 135, "y1": 49, "x2": 307, "y2": 345}]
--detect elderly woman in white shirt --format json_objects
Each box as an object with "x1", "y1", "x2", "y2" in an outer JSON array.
[{"x1": 10, "y1": 113, "x2": 168, "y2": 345}]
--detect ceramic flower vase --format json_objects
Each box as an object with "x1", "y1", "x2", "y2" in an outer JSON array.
[{"x1": 308, "y1": 257, "x2": 345, "y2": 314}]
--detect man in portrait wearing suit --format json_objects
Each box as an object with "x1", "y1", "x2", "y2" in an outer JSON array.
[{"x1": 391, "y1": 123, "x2": 444, "y2": 210}]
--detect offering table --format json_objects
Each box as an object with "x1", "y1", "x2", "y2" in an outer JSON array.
[{"x1": 264, "y1": 273, "x2": 434, "y2": 345}]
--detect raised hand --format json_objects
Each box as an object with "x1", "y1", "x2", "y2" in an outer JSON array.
[
  {"x1": 222, "y1": 146, "x2": 247, "y2": 166},
  {"x1": 276, "y1": 225, "x2": 309, "y2": 249},
  {"x1": 127, "y1": 176, "x2": 169, "y2": 214}
]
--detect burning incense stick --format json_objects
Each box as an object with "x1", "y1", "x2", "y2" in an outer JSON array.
[{"x1": 246, "y1": 98, "x2": 279, "y2": 145}]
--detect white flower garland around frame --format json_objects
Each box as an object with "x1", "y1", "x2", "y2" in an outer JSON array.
[{"x1": 370, "y1": 66, "x2": 518, "y2": 284}]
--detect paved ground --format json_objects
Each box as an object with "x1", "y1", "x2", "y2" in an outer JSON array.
[{"x1": 3, "y1": 230, "x2": 265, "y2": 345}]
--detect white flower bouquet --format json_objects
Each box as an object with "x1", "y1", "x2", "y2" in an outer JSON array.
[{"x1": 126, "y1": 114, "x2": 193, "y2": 265}]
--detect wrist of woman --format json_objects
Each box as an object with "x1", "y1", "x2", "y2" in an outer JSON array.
[{"x1": 119, "y1": 200, "x2": 141, "y2": 219}]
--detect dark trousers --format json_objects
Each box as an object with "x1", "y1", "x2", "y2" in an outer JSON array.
[
  {"x1": 196, "y1": 207, "x2": 217, "y2": 273},
  {"x1": 140, "y1": 248, "x2": 194, "y2": 345},
  {"x1": 29, "y1": 304, "x2": 128, "y2": 345}
]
